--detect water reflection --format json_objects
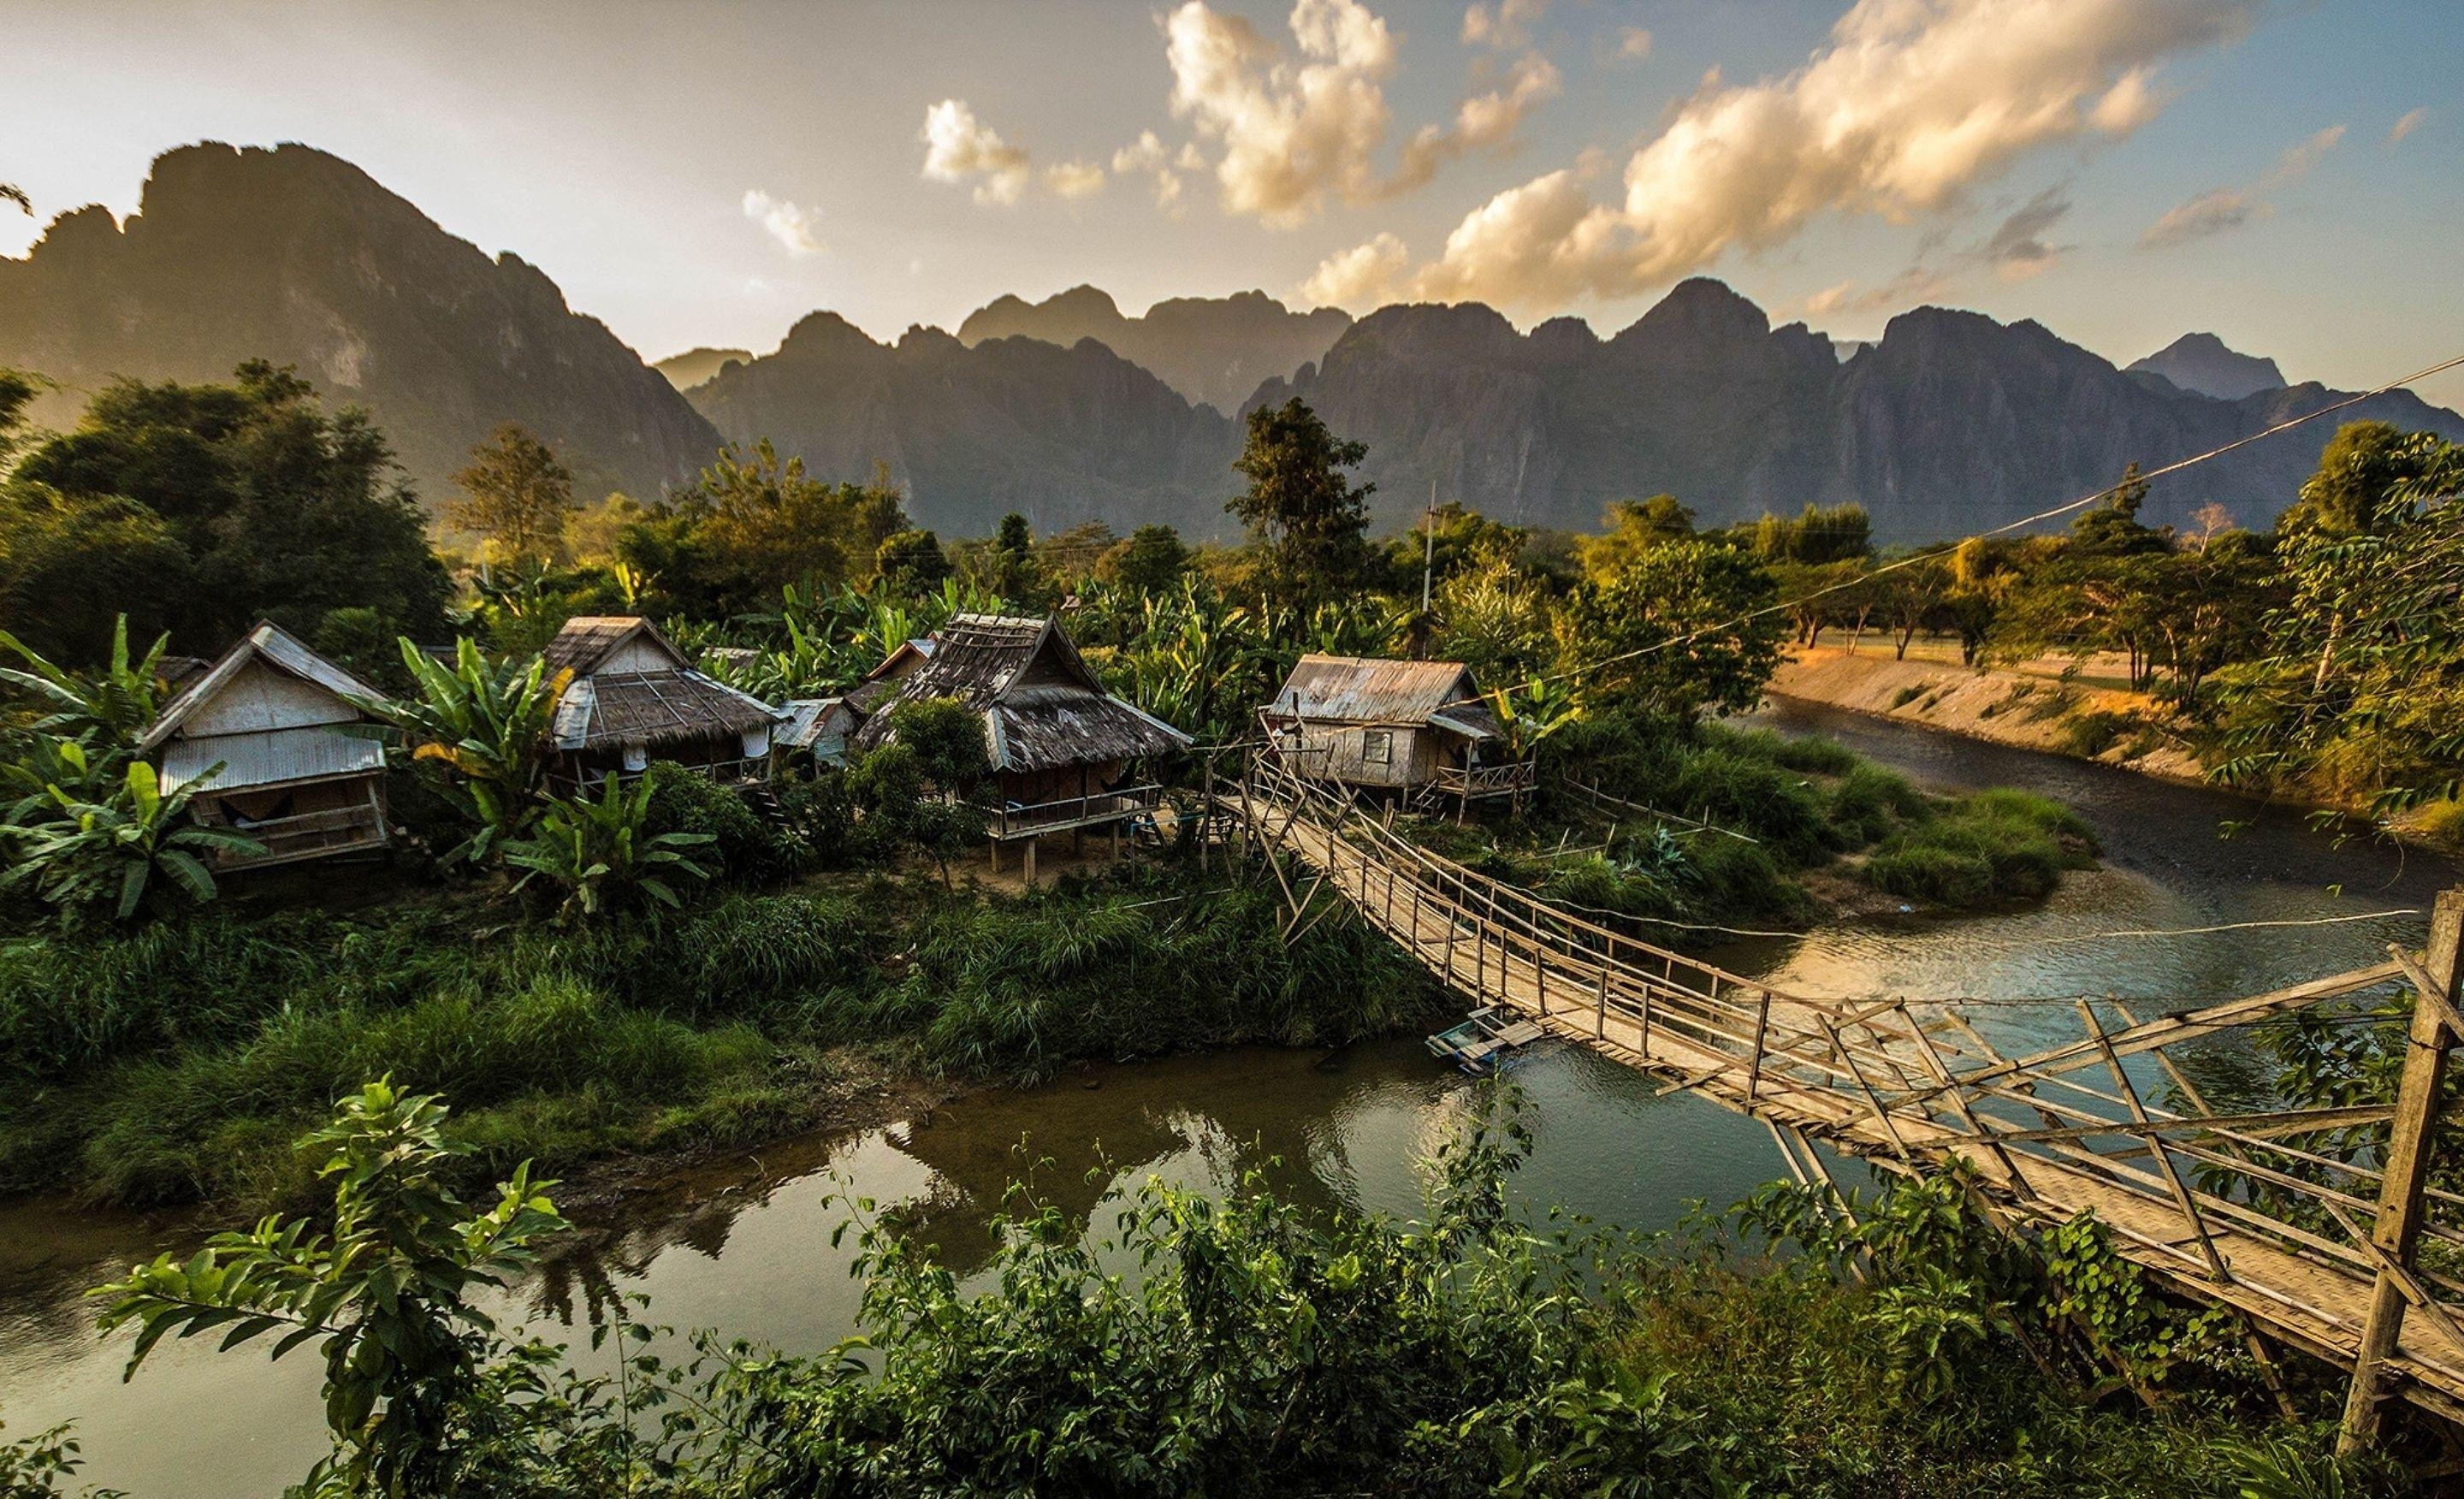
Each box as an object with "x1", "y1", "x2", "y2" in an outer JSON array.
[{"x1": 7, "y1": 704, "x2": 2460, "y2": 1498}]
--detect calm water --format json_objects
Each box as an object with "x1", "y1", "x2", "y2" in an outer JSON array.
[{"x1": 3, "y1": 700, "x2": 2455, "y2": 1497}]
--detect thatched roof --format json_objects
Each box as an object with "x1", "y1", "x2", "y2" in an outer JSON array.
[
  {"x1": 542, "y1": 615, "x2": 688, "y2": 676},
  {"x1": 551, "y1": 671, "x2": 784, "y2": 753},
  {"x1": 1267, "y1": 655, "x2": 1501, "y2": 739},
  {"x1": 850, "y1": 613, "x2": 1189, "y2": 773}
]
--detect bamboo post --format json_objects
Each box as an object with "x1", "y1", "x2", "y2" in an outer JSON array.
[
  {"x1": 2341, "y1": 888, "x2": 2464, "y2": 1455},
  {"x1": 1596, "y1": 950, "x2": 1610, "y2": 1042},
  {"x1": 2077, "y1": 999, "x2": 2231, "y2": 1283},
  {"x1": 1746, "y1": 990, "x2": 1773, "y2": 1105}
]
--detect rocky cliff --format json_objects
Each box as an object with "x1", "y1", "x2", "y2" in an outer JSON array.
[
  {"x1": 0, "y1": 142, "x2": 720, "y2": 507},
  {"x1": 2126, "y1": 333, "x2": 2287, "y2": 401},
  {"x1": 956, "y1": 285, "x2": 1349, "y2": 413}
]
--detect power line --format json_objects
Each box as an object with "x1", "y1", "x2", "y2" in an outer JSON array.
[{"x1": 1437, "y1": 351, "x2": 2464, "y2": 712}]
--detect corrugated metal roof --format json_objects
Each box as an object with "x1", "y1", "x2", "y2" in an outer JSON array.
[
  {"x1": 777, "y1": 697, "x2": 854, "y2": 749},
  {"x1": 1268, "y1": 655, "x2": 1490, "y2": 730},
  {"x1": 163, "y1": 725, "x2": 385, "y2": 793},
  {"x1": 850, "y1": 613, "x2": 1189, "y2": 773},
  {"x1": 141, "y1": 621, "x2": 386, "y2": 755}
]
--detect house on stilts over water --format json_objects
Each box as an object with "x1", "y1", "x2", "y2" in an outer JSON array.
[
  {"x1": 850, "y1": 613, "x2": 1190, "y2": 878},
  {"x1": 1261, "y1": 655, "x2": 1533, "y2": 815},
  {"x1": 137, "y1": 621, "x2": 394, "y2": 868},
  {"x1": 541, "y1": 615, "x2": 788, "y2": 784}
]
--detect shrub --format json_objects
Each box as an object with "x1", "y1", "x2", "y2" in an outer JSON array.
[
  {"x1": 2058, "y1": 709, "x2": 2141, "y2": 759},
  {"x1": 640, "y1": 760, "x2": 790, "y2": 881},
  {"x1": 1865, "y1": 790, "x2": 2095, "y2": 906},
  {"x1": 1889, "y1": 683, "x2": 1932, "y2": 709},
  {"x1": 1827, "y1": 763, "x2": 1929, "y2": 849}
]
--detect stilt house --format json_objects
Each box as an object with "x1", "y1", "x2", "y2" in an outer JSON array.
[
  {"x1": 542, "y1": 615, "x2": 787, "y2": 783},
  {"x1": 137, "y1": 621, "x2": 393, "y2": 868},
  {"x1": 1261, "y1": 654, "x2": 1531, "y2": 810},
  {"x1": 850, "y1": 613, "x2": 1190, "y2": 849}
]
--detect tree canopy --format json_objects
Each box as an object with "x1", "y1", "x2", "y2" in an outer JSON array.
[{"x1": 1226, "y1": 397, "x2": 1374, "y2": 607}]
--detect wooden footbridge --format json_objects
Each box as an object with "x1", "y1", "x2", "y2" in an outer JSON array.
[{"x1": 1223, "y1": 758, "x2": 2464, "y2": 1451}]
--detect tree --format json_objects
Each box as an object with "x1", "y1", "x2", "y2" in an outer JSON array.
[
  {"x1": 92, "y1": 1081, "x2": 569, "y2": 1496},
  {"x1": 2070, "y1": 463, "x2": 2165, "y2": 557},
  {"x1": 986, "y1": 512, "x2": 1040, "y2": 604},
  {"x1": 1098, "y1": 524, "x2": 1189, "y2": 594},
  {"x1": 1557, "y1": 541, "x2": 1782, "y2": 722},
  {"x1": 447, "y1": 424, "x2": 575, "y2": 570},
  {"x1": 631, "y1": 442, "x2": 909, "y2": 617},
  {"x1": 850, "y1": 696, "x2": 991, "y2": 886},
  {"x1": 875, "y1": 527, "x2": 952, "y2": 595},
  {"x1": 1578, "y1": 495, "x2": 1694, "y2": 583},
  {"x1": 1226, "y1": 398, "x2": 1373, "y2": 607},
  {"x1": 2277, "y1": 422, "x2": 2426, "y2": 538},
  {"x1": 6, "y1": 361, "x2": 448, "y2": 657}
]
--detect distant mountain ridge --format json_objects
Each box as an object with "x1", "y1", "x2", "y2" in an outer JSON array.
[
  {"x1": 655, "y1": 347, "x2": 753, "y2": 392},
  {"x1": 2127, "y1": 333, "x2": 2287, "y2": 401},
  {"x1": 956, "y1": 285, "x2": 1349, "y2": 413},
  {"x1": 0, "y1": 142, "x2": 719, "y2": 507}
]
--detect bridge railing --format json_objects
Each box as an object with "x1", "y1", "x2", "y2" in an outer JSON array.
[{"x1": 1235, "y1": 760, "x2": 2464, "y2": 1430}]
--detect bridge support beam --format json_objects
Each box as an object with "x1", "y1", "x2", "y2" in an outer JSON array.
[{"x1": 2342, "y1": 888, "x2": 2464, "y2": 1456}]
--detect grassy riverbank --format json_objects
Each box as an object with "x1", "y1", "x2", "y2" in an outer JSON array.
[
  {"x1": 0, "y1": 862, "x2": 1436, "y2": 1211},
  {"x1": 1419, "y1": 718, "x2": 2099, "y2": 930}
]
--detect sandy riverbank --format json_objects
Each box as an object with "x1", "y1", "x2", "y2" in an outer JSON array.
[{"x1": 1767, "y1": 644, "x2": 2206, "y2": 781}]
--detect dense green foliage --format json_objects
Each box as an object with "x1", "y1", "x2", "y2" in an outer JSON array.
[
  {"x1": 1, "y1": 361, "x2": 449, "y2": 664},
  {"x1": 37, "y1": 1084, "x2": 2388, "y2": 1498},
  {"x1": 0, "y1": 862, "x2": 1430, "y2": 1209}
]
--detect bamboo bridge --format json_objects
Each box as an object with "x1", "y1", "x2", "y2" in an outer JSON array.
[{"x1": 1223, "y1": 757, "x2": 2464, "y2": 1453}]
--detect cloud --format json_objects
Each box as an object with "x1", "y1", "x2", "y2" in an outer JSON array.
[
  {"x1": 1306, "y1": 0, "x2": 2253, "y2": 310},
  {"x1": 921, "y1": 98, "x2": 1033, "y2": 205},
  {"x1": 741, "y1": 190, "x2": 824, "y2": 256},
  {"x1": 1044, "y1": 161, "x2": 1108, "y2": 198},
  {"x1": 2389, "y1": 107, "x2": 2429, "y2": 145},
  {"x1": 2140, "y1": 122, "x2": 2342, "y2": 249},
  {"x1": 1462, "y1": 0, "x2": 1545, "y2": 49},
  {"x1": 1301, "y1": 230, "x2": 1413, "y2": 305},
  {"x1": 1982, "y1": 187, "x2": 2070, "y2": 279},
  {"x1": 1803, "y1": 280, "x2": 1856, "y2": 315},
  {"x1": 2138, "y1": 186, "x2": 2254, "y2": 247},
  {"x1": 1610, "y1": 27, "x2": 1652, "y2": 62},
  {"x1": 1164, "y1": 0, "x2": 1551, "y2": 227},
  {"x1": 1112, "y1": 130, "x2": 1168, "y2": 175}
]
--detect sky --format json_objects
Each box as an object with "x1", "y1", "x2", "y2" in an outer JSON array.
[{"x1": 4, "y1": 0, "x2": 2461, "y2": 406}]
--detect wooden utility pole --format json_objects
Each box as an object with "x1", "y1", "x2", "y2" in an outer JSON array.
[
  {"x1": 2340, "y1": 887, "x2": 2464, "y2": 1455},
  {"x1": 1420, "y1": 482, "x2": 1437, "y2": 616}
]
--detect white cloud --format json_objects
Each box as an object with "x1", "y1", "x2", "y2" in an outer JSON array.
[
  {"x1": 2389, "y1": 106, "x2": 2430, "y2": 145},
  {"x1": 921, "y1": 98, "x2": 1033, "y2": 205},
  {"x1": 2139, "y1": 187, "x2": 2254, "y2": 247},
  {"x1": 1165, "y1": 0, "x2": 1398, "y2": 227},
  {"x1": 1462, "y1": 0, "x2": 1545, "y2": 49},
  {"x1": 1112, "y1": 130, "x2": 1168, "y2": 175},
  {"x1": 1392, "y1": 50, "x2": 1563, "y2": 195},
  {"x1": 1301, "y1": 230, "x2": 1413, "y2": 305},
  {"x1": 2141, "y1": 122, "x2": 2342, "y2": 249},
  {"x1": 1611, "y1": 27, "x2": 1652, "y2": 62},
  {"x1": 1308, "y1": 0, "x2": 2253, "y2": 310},
  {"x1": 1804, "y1": 281, "x2": 1855, "y2": 315},
  {"x1": 1044, "y1": 161, "x2": 1108, "y2": 198},
  {"x1": 741, "y1": 189, "x2": 824, "y2": 257}
]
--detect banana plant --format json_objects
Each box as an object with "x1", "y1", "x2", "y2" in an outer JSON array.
[
  {"x1": 1484, "y1": 678, "x2": 1584, "y2": 762},
  {"x1": 0, "y1": 613, "x2": 169, "y2": 748},
  {"x1": 0, "y1": 760, "x2": 262, "y2": 922},
  {"x1": 501, "y1": 774, "x2": 714, "y2": 919},
  {"x1": 375, "y1": 637, "x2": 570, "y2": 867}
]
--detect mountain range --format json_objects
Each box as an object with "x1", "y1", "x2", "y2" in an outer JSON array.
[
  {"x1": 5, "y1": 141, "x2": 2460, "y2": 544},
  {"x1": 0, "y1": 143, "x2": 718, "y2": 505}
]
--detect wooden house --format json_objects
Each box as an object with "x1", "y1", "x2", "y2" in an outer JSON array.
[
  {"x1": 137, "y1": 622, "x2": 393, "y2": 868},
  {"x1": 775, "y1": 696, "x2": 858, "y2": 770},
  {"x1": 1260, "y1": 654, "x2": 1531, "y2": 813},
  {"x1": 850, "y1": 613, "x2": 1190, "y2": 873},
  {"x1": 542, "y1": 615, "x2": 787, "y2": 783}
]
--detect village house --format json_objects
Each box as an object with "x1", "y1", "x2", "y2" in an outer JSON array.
[
  {"x1": 850, "y1": 613, "x2": 1190, "y2": 880},
  {"x1": 137, "y1": 621, "x2": 394, "y2": 868},
  {"x1": 541, "y1": 615, "x2": 788, "y2": 784},
  {"x1": 1260, "y1": 654, "x2": 1532, "y2": 815}
]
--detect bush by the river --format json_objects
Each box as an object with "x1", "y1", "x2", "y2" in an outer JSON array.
[{"x1": 0, "y1": 863, "x2": 1434, "y2": 1208}]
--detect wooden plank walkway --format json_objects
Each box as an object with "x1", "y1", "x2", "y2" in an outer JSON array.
[{"x1": 1225, "y1": 764, "x2": 2464, "y2": 1433}]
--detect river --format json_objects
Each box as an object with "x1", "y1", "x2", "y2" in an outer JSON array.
[{"x1": 3, "y1": 699, "x2": 2455, "y2": 1496}]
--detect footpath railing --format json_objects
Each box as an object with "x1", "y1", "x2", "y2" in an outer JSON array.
[{"x1": 1227, "y1": 755, "x2": 2464, "y2": 1449}]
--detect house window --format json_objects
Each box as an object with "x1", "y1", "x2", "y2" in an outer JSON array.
[{"x1": 1362, "y1": 729, "x2": 1393, "y2": 766}]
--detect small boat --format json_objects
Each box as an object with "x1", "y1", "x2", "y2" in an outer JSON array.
[{"x1": 1426, "y1": 1005, "x2": 1549, "y2": 1075}]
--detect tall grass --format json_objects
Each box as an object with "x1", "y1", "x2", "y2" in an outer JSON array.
[{"x1": 0, "y1": 862, "x2": 1433, "y2": 1209}]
